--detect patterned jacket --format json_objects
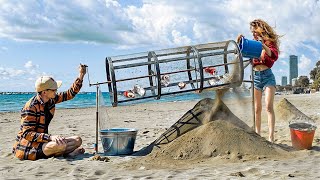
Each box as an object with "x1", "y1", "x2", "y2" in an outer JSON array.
[{"x1": 12, "y1": 78, "x2": 83, "y2": 160}]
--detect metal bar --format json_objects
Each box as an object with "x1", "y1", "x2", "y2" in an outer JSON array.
[
  {"x1": 201, "y1": 61, "x2": 239, "y2": 68},
  {"x1": 200, "y1": 50, "x2": 236, "y2": 58},
  {"x1": 114, "y1": 60, "x2": 155, "y2": 69},
  {"x1": 105, "y1": 57, "x2": 115, "y2": 106},
  {"x1": 109, "y1": 58, "x2": 118, "y2": 107},
  {"x1": 111, "y1": 55, "x2": 149, "y2": 63},
  {"x1": 242, "y1": 80, "x2": 253, "y2": 83},
  {"x1": 149, "y1": 51, "x2": 161, "y2": 99},
  {"x1": 110, "y1": 45, "x2": 228, "y2": 64},
  {"x1": 148, "y1": 54, "x2": 156, "y2": 97},
  {"x1": 113, "y1": 50, "x2": 237, "y2": 70},
  {"x1": 116, "y1": 82, "x2": 235, "y2": 104},
  {"x1": 192, "y1": 46, "x2": 204, "y2": 91},
  {"x1": 223, "y1": 41, "x2": 230, "y2": 74},
  {"x1": 154, "y1": 50, "x2": 189, "y2": 57},
  {"x1": 186, "y1": 48, "x2": 195, "y2": 89},
  {"x1": 137, "y1": 76, "x2": 233, "y2": 91},
  {"x1": 157, "y1": 50, "x2": 236, "y2": 64},
  {"x1": 158, "y1": 54, "x2": 197, "y2": 64},
  {"x1": 251, "y1": 63, "x2": 255, "y2": 130},
  {"x1": 161, "y1": 68, "x2": 196, "y2": 75},
  {"x1": 113, "y1": 54, "x2": 198, "y2": 69},
  {"x1": 117, "y1": 74, "x2": 155, "y2": 82},
  {"x1": 95, "y1": 85, "x2": 99, "y2": 153},
  {"x1": 117, "y1": 95, "x2": 158, "y2": 103},
  {"x1": 90, "y1": 81, "x2": 111, "y2": 86}
]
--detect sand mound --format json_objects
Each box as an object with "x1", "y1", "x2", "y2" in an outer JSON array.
[
  {"x1": 133, "y1": 98, "x2": 288, "y2": 167},
  {"x1": 275, "y1": 98, "x2": 312, "y2": 122},
  {"x1": 146, "y1": 120, "x2": 285, "y2": 162}
]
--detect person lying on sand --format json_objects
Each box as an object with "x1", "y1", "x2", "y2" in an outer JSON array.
[{"x1": 12, "y1": 64, "x2": 87, "y2": 160}]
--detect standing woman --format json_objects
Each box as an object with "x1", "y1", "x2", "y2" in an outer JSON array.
[{"x1": 238, "y1": 19, "x2": 280, "y2": 142}]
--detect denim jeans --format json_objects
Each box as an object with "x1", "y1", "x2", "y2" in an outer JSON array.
[{"x1": 254, "y1": 68, "x2": 276, "y2": 91}]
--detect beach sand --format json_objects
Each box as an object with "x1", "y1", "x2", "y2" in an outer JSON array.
[{"x1": 1, "y1": 93, "x2": 320, "y2": 179}]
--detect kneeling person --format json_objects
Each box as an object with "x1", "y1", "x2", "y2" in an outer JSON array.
[{"x1": 12, "y1": 64, "x2": 87, "y2": 160}]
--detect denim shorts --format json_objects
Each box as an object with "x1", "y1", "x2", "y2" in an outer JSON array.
[{"x1": 254, "y1": 68, "x2": 276, "y2": 91}]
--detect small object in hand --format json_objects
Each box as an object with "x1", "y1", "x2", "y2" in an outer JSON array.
[
  {"x1": 204, "y1": 67, "x2": 216, "y2": 75},
  {"x1": 123, "y1": 90, "x2": 135, "y2": 98},
  {"x1": 178, "y1": 82, "x2": 186, "y2": 89}
]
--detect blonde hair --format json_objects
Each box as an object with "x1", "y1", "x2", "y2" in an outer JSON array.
[{"x1": 250, "y1": 19, "x2": 280, "y2": 52}]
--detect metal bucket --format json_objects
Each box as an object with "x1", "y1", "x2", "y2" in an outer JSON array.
[{"x1": 100, "y1": 128, "x2": 138, "y2": 155}]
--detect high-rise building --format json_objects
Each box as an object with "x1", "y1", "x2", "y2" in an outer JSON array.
[
  {"x1": 281, "y1": 76, "x2": 287, "y2": 86},
  {"x1": 289, "y1": 55, "x2": 298, "y2": 85}
]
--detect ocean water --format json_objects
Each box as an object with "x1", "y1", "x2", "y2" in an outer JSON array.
[
  {"x1": 0, "y1": 90, "x2": 251, "y2": 112},
  {"x1": 0, "y1": 91, "x2": 222, "y2": 112}
]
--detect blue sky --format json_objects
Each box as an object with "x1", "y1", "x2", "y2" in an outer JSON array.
[{"x1": 0, "y1": 0, "x2": 319, "y2": 92}]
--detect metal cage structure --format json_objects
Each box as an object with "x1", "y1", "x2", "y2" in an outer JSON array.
[{"x1": 104, "y1": 40, "x2": 244, "y2": 107}]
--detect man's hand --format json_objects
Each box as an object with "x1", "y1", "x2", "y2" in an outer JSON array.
[
  {"x1": 78, "y1": 63, "x2": 87, "y2": 80},
  {"x1": 50, "y1": 135, "x2": 66, "y2": 145}
]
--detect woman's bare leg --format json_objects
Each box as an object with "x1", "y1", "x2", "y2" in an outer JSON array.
[
  {"x1": 254, "y1": 88, "x2": 263, "y2": 135},
  {"x1": 265, "y1": 86, "x2": 276, "y2": 142}
]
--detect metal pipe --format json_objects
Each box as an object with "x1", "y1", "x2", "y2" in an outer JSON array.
[
  {"x1": 251, "y1": 63, "x2": 255, "y2": 130},
  {"x1": 113, "y1": 50, "x2": 236, "y2": 70},
  {"x1": 95, "y1": 85, "x2": 99, "y2": 154}
]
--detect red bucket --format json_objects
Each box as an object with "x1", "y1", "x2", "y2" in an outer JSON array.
[{"x1": 289, "y1": 122, "x2": 317, "y2": 150}]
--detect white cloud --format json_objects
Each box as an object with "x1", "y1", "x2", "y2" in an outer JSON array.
[
  {"x1": 0, "y1": 61, "x2": 44, "y2": 80},
  {"x1": 0, "y1": 67, "x2": 25, "y2": 79},
  {"x1": 298, "y1": 54, "x2": 312, "y2": 76},
  {"x1": 105, "y1": 0, "x2": 121, "y2": 8},
  {"x1": 171, "y1": 30, "x2": 191, "y2": 45},
  {"x1": 24, "y1": 60, "x2": 38, "y2": 69}
]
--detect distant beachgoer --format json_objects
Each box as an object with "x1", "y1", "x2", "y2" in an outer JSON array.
[
  {"x1": 237, "y1": 19, "x2": 280, "y2": 142},
  {"x1": 12, "y1": 64, "x2": 87, "y2": 160}
]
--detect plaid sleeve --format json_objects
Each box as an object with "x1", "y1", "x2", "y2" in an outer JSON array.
[
  {"x1": 21, "y1": 107, "x2": 51, "y2": 142},
  {"x1": 54, "y1": 78, "x2": 83, "y2": 104}
]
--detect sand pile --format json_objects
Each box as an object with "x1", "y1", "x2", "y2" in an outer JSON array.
[
  {"x1": 132, "y1": 97, "x2": 288, "y2": 167},
  {"x1": 275, "y1": 98, "x2": 312, "y2": 122}
]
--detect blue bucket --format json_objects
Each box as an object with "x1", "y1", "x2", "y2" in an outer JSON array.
[
  {"x1": 238, "y1": 37, "x2": 262, "y2": 58},
  {"x1": 100, "y1": 128, "x2": 138, "y2": 155}
]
